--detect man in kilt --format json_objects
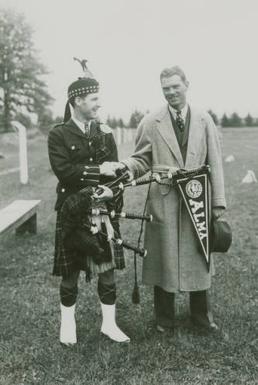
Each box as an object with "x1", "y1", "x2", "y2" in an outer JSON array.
[{"x1": 48, "y1": 71, "x2": 130, "y2": 345}]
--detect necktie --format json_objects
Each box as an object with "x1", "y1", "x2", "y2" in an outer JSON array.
[
  {"x1": 84, "y1": 122, "x2": 90, "y2": 137},
  {"x1": 176, "y1": 110, "x2": 185, "y2": 132}
]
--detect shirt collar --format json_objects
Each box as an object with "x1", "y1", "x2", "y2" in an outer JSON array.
[
  {"x1": 168, "y1": 104, "x2": 188, "y2": 122},
  {"x1": 72, "y1": 116, "x2": 90, "y2": 134}
]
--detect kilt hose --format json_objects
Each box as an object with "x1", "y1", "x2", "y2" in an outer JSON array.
[{"x1": 60, "y1": 269, "x2": 117, "y2": 306}]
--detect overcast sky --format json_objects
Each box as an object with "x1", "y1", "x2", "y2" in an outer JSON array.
[{"x1": 0, "y1": 0, "x2": 258, "y2": 121}]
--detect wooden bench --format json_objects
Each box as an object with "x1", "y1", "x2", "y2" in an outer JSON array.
[{"x1": 0, "y1": 200, "x2": 41, "y2": 236}]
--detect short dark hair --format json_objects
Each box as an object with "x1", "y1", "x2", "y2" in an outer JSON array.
[
  {"x1": 69, "y1": 94, "x2": 88, "y2": 108},
  {"x1": 160, "y1": 66, "x2": 187, "y2": 83}
]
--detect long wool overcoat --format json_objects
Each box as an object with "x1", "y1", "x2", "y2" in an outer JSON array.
[{"x1": 123, "y1": 105, "x2": 226, "y2": 293}]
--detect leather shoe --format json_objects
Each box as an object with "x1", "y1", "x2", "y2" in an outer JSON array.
[
  {"x1": 191, "y1": 314, "x2": 219, "y2": 332},
  {"x1": 156, "y1": 324, "x2": 165, "y2": 333},
  {"x1": 156, "y1": 323, "x2": 175, "y2": 333}
]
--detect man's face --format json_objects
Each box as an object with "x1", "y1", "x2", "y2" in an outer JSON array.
[
  {"x1": 75, "y1": 93, "x2": 100, "y2": 120},
  {"x1": 161, "y1": 74, "x2": 189, "y2": 110}
]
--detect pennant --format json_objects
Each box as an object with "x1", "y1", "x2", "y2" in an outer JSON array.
[{"x1": 175, "y1": 170, "x2": 210, "y2": 268}]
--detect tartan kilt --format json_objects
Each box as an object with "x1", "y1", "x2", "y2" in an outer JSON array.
[{"x1": 53, "y1": 212, "x2": 125, "y2": 278}]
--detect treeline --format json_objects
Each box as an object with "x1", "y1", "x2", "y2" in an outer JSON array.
[
  {"x1": 107, "y1": 109, "x2": 145, "y2": 129},
  {"x1": 108, "y1": 110, "x2": 258, "y2": 129},
  {"x1": 208, "y1": 110, "x2": 258, "y2": 127}
]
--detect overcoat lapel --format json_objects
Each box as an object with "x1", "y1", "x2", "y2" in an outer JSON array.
[{"x1": 156, "y1": 107, "x2": 184, "y2": 168}]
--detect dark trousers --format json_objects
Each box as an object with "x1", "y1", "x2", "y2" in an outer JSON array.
[
  {"x1": 154, "y1": 285, "x2": 213, "y2": 327},
  {"x1": 189, "y1": 290, "x2": 214, "y2": 325},
  {"x1": 154, "y1": 286, "x2": 175, "y2": 328},
  {"x1": 60, "y1": 269, "x2": 116, "y2": 307}
]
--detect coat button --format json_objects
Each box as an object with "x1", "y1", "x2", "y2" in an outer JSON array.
[
  {"x1": 89, "y1": 158, "x2": 93, "y2": 162},
  {"x1": 71, "y1": 145, "x2": 75, "y2": 150},
  {"x1": 61, "y1": 188, "x2": 65, "y2": 193},
  {"x1": 89, "y1": 141, "x2": 92, "y2": 146}
]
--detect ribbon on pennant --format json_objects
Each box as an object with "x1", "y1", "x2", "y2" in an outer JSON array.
[{"x1": 175, "y1": 168, "x2": 210, "y2": 268}]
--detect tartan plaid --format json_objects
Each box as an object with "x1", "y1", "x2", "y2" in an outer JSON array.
[
  {"x1": 53, "y1": 211, "x2": 77, "y2": 278},
  {"x1": 53, "y1": 188, "x2": 124, "y2": 278}
]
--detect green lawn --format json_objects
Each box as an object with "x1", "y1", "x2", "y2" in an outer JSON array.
[{"x1": 0, "y1": 127, "x2": 258, "y2": 385}]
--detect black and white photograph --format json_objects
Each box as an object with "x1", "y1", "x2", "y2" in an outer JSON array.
[{"x1": 0, "y1": 1, "x2": 258, "y2": 384}]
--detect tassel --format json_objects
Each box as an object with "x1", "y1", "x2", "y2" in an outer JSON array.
[
  {"x1": 132, "y1": 283, "x2": 140, "y2": 304},
  {"x1": 132, "y1": 251, "x2": 140, "y2": 304}
]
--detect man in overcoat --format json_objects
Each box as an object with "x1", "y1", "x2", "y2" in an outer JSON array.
[
  {"x1": 108, "y1": 66, "x2": 226, "y2": 332},
  {"x1": 48, "y1": 73, "x2": 129, "y2": 345}
]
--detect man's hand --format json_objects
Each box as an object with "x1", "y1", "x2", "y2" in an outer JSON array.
[
  {"x1": 92, "y1": 185, "x2": 114, "y2": 202},
  {"x1": 114, "y1": 162, "x2": 125, "y2": 171},
  {"x1": 99, "y1": 162, "x2": 125, "y2": 177},
  {"x1": 212, "y1": 206, "x2": 225, "y2": 220},
  {"x1": 99, "y1": 162, "x2": 117, "y2": 177},
  {"x1": 126, "y1": 170, "x2": 134, "y2": 182}
]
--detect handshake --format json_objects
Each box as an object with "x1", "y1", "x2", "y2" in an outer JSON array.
[{"x1": 99, "y1": 161, "x2": 127, "y2": 178}]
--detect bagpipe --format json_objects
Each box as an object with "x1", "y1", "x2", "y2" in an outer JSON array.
[
  {"x1": 91, "y1": 164, "x2": 215, "y2": 303},
  {"x1": 84, "y1": 164, "x2": 230, "y2": 303},
  {"x1": 96, "y1": 164, "x2": 211, "y2": 264},
  {"x1": 100, "y1": 163, "x2": 231, "y2": 259}
]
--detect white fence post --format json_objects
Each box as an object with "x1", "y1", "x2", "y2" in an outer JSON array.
[
  {"x1": 112, "y1": 127, "x2": 136, "y2": 145},
  {"x1": 11, "y1": 121, "x2": 28, "y2": 184},
  {"x1": 117, "y1": 127, "x2": 122, "y2": 146}
]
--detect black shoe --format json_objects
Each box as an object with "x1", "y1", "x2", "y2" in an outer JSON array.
[
  {"x1": 191, "y1": 314, "x2": 219, "y2": 332},
  {"x1": 156, "y1": 324, "x2": 165, "y2": 333},
  {"x1": 156, "y1": 322, "x2": 175, "y2": 333}
]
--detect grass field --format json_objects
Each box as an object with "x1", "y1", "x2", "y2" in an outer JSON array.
[{"x1": 0, "y1": 127, "x2": 258, "y2": 385}]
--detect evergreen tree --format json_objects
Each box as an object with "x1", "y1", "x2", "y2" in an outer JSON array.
[
  {"x1": 128, "y1": 109, "x2": 144, "y2": 128},
  {"x1": 38, "y1": 108, "x2": 54, "y2": 135},
  {"x1": 229, "y1": 112, "x2": 242, "y2": 127},
  {"x1": 0, "y1": 8, "x2": 53, "y2": 132},
  {"x1": 106, "y1": 115, "x2": 118, "y2": 128},
  {"x1": 253, "y1": 118, "x2": 258, "y2": 127},
  {"x1": 244, "y1": 113, "x2": 253, "y2": 127},
  {"x1": 221, "y1": 113, "x2": 230, "y2": 127},
  {"x1": 118, "y1": 118, "x2": 125, "y2": 128}
]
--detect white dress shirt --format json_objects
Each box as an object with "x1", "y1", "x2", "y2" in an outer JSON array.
[
  {"x1": 168, "y1": 104, "x2": 188, "y2": 123},
  {"x1": 72, "y1": 116, "x2": 90, "y2": 134}
]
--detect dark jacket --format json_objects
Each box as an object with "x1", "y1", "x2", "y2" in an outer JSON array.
[{"x1": 48, "y1": 118, "x2": 118, "y2": 211}]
